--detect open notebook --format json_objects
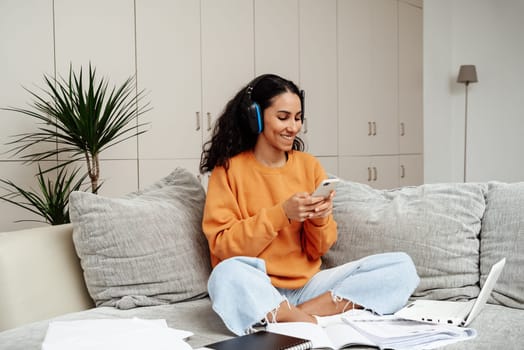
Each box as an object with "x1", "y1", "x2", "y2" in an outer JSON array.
[{"x1": 395, "y1": 257, "x2": 506, "y2": 327}]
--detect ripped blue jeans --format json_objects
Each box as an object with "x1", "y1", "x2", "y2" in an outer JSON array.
[{"x1": 207, "y1": 252, "x2": 420, "y2": 335}]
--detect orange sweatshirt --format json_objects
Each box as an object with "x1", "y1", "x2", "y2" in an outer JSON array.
[{"x1": 202, "y1": 150, "x2": 337, "y2": 289}]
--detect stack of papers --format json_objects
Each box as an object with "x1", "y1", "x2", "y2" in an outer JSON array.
[
  {"x1": 342, "y1": 310, "x2": 477, "y2": 350},
  {"x1": 41, "y1": 318, "x2": 194, "y2": 350},
  {"x1": 266, "y1": 309, "x2": 476, "y2": 350}
]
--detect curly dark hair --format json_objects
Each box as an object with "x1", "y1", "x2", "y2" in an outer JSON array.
[{"x1": 199, "y1": 74, "x2": 305, "y2": 173}]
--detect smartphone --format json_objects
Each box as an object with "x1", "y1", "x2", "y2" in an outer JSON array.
[{"x1": 311, "y1": 178, "x2": 340, "y2": 198}]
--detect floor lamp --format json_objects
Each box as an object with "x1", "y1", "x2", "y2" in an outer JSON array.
[{"x1": 457, "y1": 65, "x2": 478, "y2": 182}]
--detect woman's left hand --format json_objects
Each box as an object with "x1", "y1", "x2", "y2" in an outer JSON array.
[{"x1": 307, "y1": 190, "x2": 335, "y2": 219}]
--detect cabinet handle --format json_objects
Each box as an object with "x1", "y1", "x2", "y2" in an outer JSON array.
[
  {"x1": 207, "y1": 112, "x2": 212, "y2": 131},
  {"x1": 303, "y1": 117, "x2": 308, "y2": 134},
  {"x1": 373, "y1": 166, "x2": 377, "y2": 181},
  {"x1": 400, "y1": 164, "x2": 405, "y2": 178},
  {"x1": 400, "y1": 122, "x2": 405, "y2": 136},
  {"x1": 195, "y1": 112, "x2": 201, "y2": 131},
  {"x1": 372, "y1": 122, "x2": 377, "y2": 136},
  {"x1": 367, "y1": 167, "x2": 373, "y2": 181},
  {"x1": 368, "y1": 122, "x2": 372, "y2": 136}
]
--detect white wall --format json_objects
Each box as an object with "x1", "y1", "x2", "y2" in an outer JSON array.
[{"x1": 424, "y1": 0, "x2": 524, "y2": 183}]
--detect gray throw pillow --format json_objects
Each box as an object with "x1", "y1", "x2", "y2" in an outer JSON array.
[
  {"x1": 324, "y1": 180, "x2": 488, "y2": 301},
  {"x1": 69, "y1": 167, "x2": 211, "y2": 309},
  {"x1": 480, "y1": 182, "x2": 524, "y2": 309}
]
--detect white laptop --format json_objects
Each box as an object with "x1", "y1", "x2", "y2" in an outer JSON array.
[{"x1": 395, "y1": 257, "x2": 506, "y2": 327}]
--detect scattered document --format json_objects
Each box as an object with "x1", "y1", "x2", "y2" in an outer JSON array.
[
  {"x1": 343, "y1": 310, "x2": 477, "y2": 349},
  {"x1": 266, "y1": 309, "x2": 476, "y2": 349},
  {"x1": 267, "y1": 321, "x2": 374, "y2": 349},
  {"x1": 41, "y1": 318, "x2": 193, "y2": 350}
]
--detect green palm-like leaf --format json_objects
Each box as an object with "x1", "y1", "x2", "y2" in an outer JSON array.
[
  {"x1": 0, "y1": 166, "x2": 88, "y2": 225},
  {"x1": 2, "y1": 63, "x2": 151, "y2": 193}
]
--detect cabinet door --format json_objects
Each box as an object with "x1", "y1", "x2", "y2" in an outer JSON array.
[
  {"x1": 0, "y1": 0, "x2": 55, "y2": 231},
  {"x1": 139, "y1": 159, "x2": 202, "y2": 187},
  {"x1": 201, "y1": 0, "x2": 255, "y2": 145},
  {"x1": 299, "y1": 0, "x2": 338, "y2": 157},
  {"x1": 136, "y1": 0, "x2": 202, "y2": 161},
  {"x1": 254, "y1": 0, "x2": 299, "y2": 82},
  {"x1": 54, "y1": 0, "x2": 136, "y2": 161},
  {"x1": 399, "y1": 1, "x2": 423, "y2": 154},
  {"x1": 316, "y1": 156, "x2": 339, "y2": 178},
  {"x1": 0, "y1": 0, "x2": 55, "y2": 159},
  {"x1": 337, "y1": 0, "x2": 398, "y2": 156},
  {"x1": 399, "y1": 154, "x2": 423, "y2": 187},
  {"x1": 339, "y1": 155, "x2": 400, "y2": 189}
]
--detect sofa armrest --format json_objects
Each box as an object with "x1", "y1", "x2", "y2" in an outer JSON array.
[{"x1": 0, "y1": 224, "x2": 94, "y2": 331}]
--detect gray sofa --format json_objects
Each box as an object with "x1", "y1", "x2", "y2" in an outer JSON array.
[{"x1": 0, "y1": 168, "x2": 523, "y2": 349}]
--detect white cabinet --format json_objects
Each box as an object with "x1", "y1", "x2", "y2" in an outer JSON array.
[
  {"x1": 53, "y1": 0, "x2": 138, "y2": 196},
  {"x1": 317, "y1": 156, "x2": 339, "y2": 178},
  {"x1": 399, "y1": 155, "x2": 423, "y2": 187},
  {"x1": 337, "y1": 0, "x2": 423, "y2": 188},
  {"x1": 339, "y1": 154, "x2": 423, "y2": 189},
  {"x1": 136, "y1": 0, "x2": 254, "y2": 183},
  {"x1": 136, "y1": 0, "x2": 202, "y2": 161},
  {"x1": 337, "y1": 0, "x2": 399, "y2": 157},
  {"x1": 0, "y1": 0, "x2": 424, "y2": 230},
  {"x1": 201, "y1": 0, "x2": 255, "y2": 146},
  {"x1": 255, "y1": 0, "x2": 339, "y2": 160},
  {"x1": 399, "y1": 1, "x2": 423, "y2": 155},
  {"x1": 0, "y1": 0, "x2": 55, "y2": 159},
  {"x1": 299, "y1": 0, "x2": 338, "y2": 159},
  {"x1": 254, "y1": 0, "x2": 299, "y2": 82},
  {"x1": 0, "y1": 0, "x2": 57, "y2": 231},
  {"x1": 339, "y1": 156, "x2": 400, "y2": 189},
  {"x1": 398, "y1": 1, "x2": 423, "y2": 186},
  {"x1": 54, "y1": 0, "x2": 136, "y2": 163}
]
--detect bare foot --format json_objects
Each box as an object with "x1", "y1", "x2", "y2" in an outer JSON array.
[
  {"x1": 297, "y1": 292, "x2": 361, "y2": 316},
  {"x1": 266, "y1": 301, "x2": 317, "y2": 324}
]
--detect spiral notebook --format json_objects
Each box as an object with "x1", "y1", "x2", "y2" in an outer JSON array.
[{"x1": 203, "y1": 330, "x2": 312, "y2": 350}]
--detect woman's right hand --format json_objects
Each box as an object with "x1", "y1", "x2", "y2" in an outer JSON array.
[{"x1": 283, "y1": 192, "x2": 326, "y2": 222}]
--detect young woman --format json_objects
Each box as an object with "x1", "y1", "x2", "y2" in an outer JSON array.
[{"x1": 199, "y1": 74, "x2": 419, "y2": 335}]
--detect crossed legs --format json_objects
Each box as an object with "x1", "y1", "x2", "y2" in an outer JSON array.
[
  {"x1": 209, "y1": 253, "x2": 419, "y2": 335},
  {"x1": 266, "y1": 292, "x2": 361, "y2": 324}
]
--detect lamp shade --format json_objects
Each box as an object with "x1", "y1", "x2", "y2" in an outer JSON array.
[{"x1": 457, "y1": 65, "x2": 478, "y2": 84}]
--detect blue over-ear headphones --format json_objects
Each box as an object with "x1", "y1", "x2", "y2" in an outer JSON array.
[
  {"x1": 245, "y1": 84, "x2": 264, "y2": 134},
  {"x1": 243, "y1": 75, "x2": 305, "y2": 134}
]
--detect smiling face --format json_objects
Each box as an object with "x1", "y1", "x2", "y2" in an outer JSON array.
[{"x1": 254, "y1": 91, "x2": 302, "y2": 161}]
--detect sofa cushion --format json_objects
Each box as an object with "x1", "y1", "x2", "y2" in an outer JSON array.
[
  {"x1": 69, "y1": 167, "x2": 211, "y2": 309},
  {"x1": 480, "y1": 182, "x2": 524, "y2": 309},
  {"x1": 324, "y1": 180, "x2": 488, "y2": 301}
]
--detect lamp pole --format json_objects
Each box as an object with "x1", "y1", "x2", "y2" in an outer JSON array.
[
  {"x1": 463, "y1": 82, "x2": 469, "y2": 182},
  {"x1": 457, "y1": 65, "x2": 478, "y2": 183}
]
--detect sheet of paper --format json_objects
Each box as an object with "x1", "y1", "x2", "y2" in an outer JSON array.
[
  {"x1": 323, "y1": 322, "x2": 375, "y2": 348},
  {"x1": 266, "y1": 319, "x2": 376, "y2": 349},
  {"x1": 266, "y1": 321, "x2": 335, "y2": 349},
  {"x1": 41, "y1": 318, "x2": 193, "y2": 350}
]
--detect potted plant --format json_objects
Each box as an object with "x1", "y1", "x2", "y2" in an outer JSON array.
[
  {"x1": 1, "y1": 64, "x2": 150, "y2": 224},
  {"x1": 0, "y1": 166, "x2": 87, "y2": 225}
]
